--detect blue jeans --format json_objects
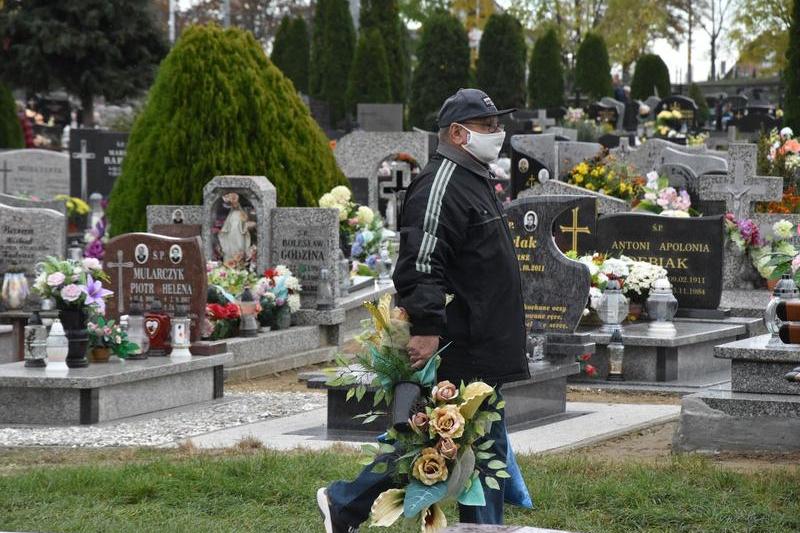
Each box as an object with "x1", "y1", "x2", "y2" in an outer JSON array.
[{"x1": 327, "y1": 397, "x2": 529, "y2": 527}]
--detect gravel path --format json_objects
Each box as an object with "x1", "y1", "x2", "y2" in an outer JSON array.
[{"x1": 0, "y1": 392, "x2": 325, "y2": 448}]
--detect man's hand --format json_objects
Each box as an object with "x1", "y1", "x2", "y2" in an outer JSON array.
[{"x1": 408, "y1": 335, "x2": 440, "y2": 369}]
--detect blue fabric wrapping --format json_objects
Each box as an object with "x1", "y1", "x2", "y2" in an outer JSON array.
[{"x1": 503, "y1": 437, "x2": 533, "y2": 509}]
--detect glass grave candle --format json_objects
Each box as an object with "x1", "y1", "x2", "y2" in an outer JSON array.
[
  {"x1": 646, "y1": 277, "x2": 679, "y2": 337},
  {"x1": 237, "y1": 287, "x2": 259, "y2": 337},
  {"x1": 597, "y1": 279, "x2": 629, "y2": 334}
]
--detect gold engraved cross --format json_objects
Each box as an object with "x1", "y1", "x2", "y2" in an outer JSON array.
[{"x1": 559, "y1": 207, "x2": 591, "y2": 252}]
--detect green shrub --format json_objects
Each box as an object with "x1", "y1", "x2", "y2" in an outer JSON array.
[
  {"x1": 689, "y1": 82, "x2": 710, "y2": 126},
  {"x1": 347, "y1": 28, "x2": 392, "y2": 111},
  {"x1": 107, "y1": 25, "x2": 347, "y2": 235},
  {"x1": 310, "y1": 0, "x2": 356, "y2": 126},
  {"x1": 0, "y1": 83, "x2": 23, "y2": 149},
  {"x1": 359, "y1": 0, "x2": 408, "y2": 102},
  {"x1": 475, "y1": 13, "x2": 526, "y2": 109},
  {"x1": 408, "y1": 11, "x2": 471, "y2": 129},
  {"x1": 630, "y1": 53, "x2": 671, "y2": 100},
  {"x1": 785, "y1": 0, "x2": 800, "y2": 132},
  {"x1": 528, "y1": 27, "x2": 564, "y2": 108},
  {"x1": 574, "y1": 32, "x2": 612, "y2": 102},
  {"x1": 271, "y1": 17, "x2": 310, "y2": 94}
]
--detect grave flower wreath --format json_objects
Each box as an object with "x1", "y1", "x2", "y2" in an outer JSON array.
[
  {"x1": 32, "y1": 257, "x2": 112, "y2": 312},
  {"x1": 326, "y1": 294, "x2": 509, "y2": 532},
  {"x1": 727, "y1": 215, "x2": 798, "y2": 281}
]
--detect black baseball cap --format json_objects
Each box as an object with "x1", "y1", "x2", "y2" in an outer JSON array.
[{"x1": 436, "y1": 88, "x2": 516, "y2": 129}]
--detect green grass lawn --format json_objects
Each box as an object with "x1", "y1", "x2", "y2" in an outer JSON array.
[{"x1": 0, "y1": 448, "x2": 798, "y2": 533}]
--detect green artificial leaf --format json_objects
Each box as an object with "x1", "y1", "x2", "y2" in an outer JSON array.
[
  {"x1": 361, "y1": 443, "x2": 378, "y2": 456},
  {"x1": 476, "y1": 451, "x2": 493, "y2": 460},
  {"x1": 403, "y1": 480, "x2": 447, "y2": 518},
  {"x1": 346, "y1": 388, "x2": 355, "y2": 401},
  {"x1": 370, "y1": 462, "x2": 388, "y2": 474},
  {"x1": 495, "y1": 400, "x2": 506, "y2": 410},
  {"x1": 487, "y1": 460, "x2": 506, "y2": 470},
  {"x1": 355, "y1": 385, "x2": 366, "y2": 402},
  {"x1": 485, "y1": 476, "x2": 500, "y2": 490},
  {"x1": 445, "y1": 447, "x2": 475, "y2": 500},
  {"x1": 411, "y1": 354, "x2": 440, "y2": 387},
  {"x1": 362, "y1": 415, "x2": 379, "y2": 424},
  {"x1": 477, "y1": 440, "x2": 495, "y2": 451},
  {"x1": 457, "y1": 472, "x2": 486, "y2": 506},
  {"x1": 373, "y1": 388, "x2": 385, "y2": 407},
  {"x1": 489, "y1": 392, "x2": 497, "y2": 405},
  {"x1": 486, "y1": 412, "x2": 502, "y2": 422},
  {"x1": 358, "y1": 455, "x2": 375, "y2": 466},
  {"x1": 378, "y1": 443, "x2": 396, "y2": 454},
  {"x1": 496, "y1": 470, "x2": 511, "y2": 479}
]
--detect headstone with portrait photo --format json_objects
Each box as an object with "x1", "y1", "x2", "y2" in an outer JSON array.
[
  {"x1": 148, "y1": 205, "x2": 204, "y2": 239},
  {"x1": 103, "y1": 233, "x2": 207, "y2": 341}
]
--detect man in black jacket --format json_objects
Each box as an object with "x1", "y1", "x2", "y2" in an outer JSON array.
[{"x1": 318, "y1": 89, "x2": 531, "y2": 532}]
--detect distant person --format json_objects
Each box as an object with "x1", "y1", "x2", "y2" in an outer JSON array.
[
  {"x1": 613, "y1": 74, "x2": 625, "y2": 102},
  {"x1": 622, "y1": 86, "x2": 640, "y2": 132}
]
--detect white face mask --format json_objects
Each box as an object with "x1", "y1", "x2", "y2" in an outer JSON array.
[{"x1": 457, "y1": 124, "x2": 506, "y2": 164}]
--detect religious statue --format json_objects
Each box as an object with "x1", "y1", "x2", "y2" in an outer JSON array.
[{"x1": 217, "y1": 192, "x2": 255, "y2": 267}]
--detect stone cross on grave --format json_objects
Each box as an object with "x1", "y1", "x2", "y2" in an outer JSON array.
[
  {"x1": 559, "y1": 206, "x2": 591, "y2": 252},
  {"x1": 697, "y1": 143, "x2": 782, "y2": 221},
  {"x1": 0, "y1": 160, "x2": 10, "y2": 193},
  {"x1": 532, "y1": 109, "x2": 555, "y2": 131},
  {"x1": 107, "y1": 249, "x2": 134, "y2": 314},
  {"x1": 71, "y1": 139, "x2": 96, "y2": 200}
]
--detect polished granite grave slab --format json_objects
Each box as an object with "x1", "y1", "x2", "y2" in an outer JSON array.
[
  {"x1": 0, "y1": 354, "x2": 230, "y2": 425},
  {"x1": 674, "y1": 334, "x2": 800, "y2": 453},
  {"x1": 574, "y1": 320, "x2": 745, "y2": 382}
]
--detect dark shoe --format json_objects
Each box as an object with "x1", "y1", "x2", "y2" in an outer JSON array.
[{"x1": 316, "y1": 487, "x2": 359, "y2": 533}]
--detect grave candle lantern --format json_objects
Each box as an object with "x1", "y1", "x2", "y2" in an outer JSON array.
[
  {"x1": 606, "y1": 328, "x2": 625, "y2": 381},
  {"x1": 237, "y1": 287, "x2": 259, "y2": 337},
  {"x1": 170, "y1": 304, "x2": 193, "y2": 358},
  {"x1": 764, "y1": 274, "x2": 799, "y2": 344},
  {"x1": 24, "y1": 311, "x2": 48, "y2": 367},
  {"x1": 126, "y1": 298, "x2": 149, "y2": 359},
  {"x1": 46, "y1": 318, "x2": 68, "y2": 363},
  {"x1": 646, "y1": 278, "x2": 679, "y2": 337},
  {"x1": 316, "y1": 269, "x2": 335, "y2": 310},
  {"x1": 144, "y1": 298, "x2": 171, "y2": 355},
  {"x1": 597, "y1": 279, "x2": 628, "y2": 333}
]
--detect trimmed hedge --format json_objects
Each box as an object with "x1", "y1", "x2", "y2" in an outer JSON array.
[
  {"x1": 408, "y1": 11, "x2": 470, "y2": 129},
  {"x1": 528, "y1": 27, "x2": 564, "y2": 108},
  {"x1": 346, "y1": 28, "x2": 392, "y2": 110},
  {"x1": 630, "y1": 53, "x2": 670, "y2": 100},
  {"x1": 359, "y1": 0, "x2": 408, "y2": 102},
  {"x1": 107, "y1": 25, "x2": 347, "y2": 235},
  {"x1": 575, "y1": 32, "x2": 612, "y2": 101},
  {"x1": 0, "y1": 83, "x2": 23, "y2": 149},
  {"x1": 271, "y1": 17, "x2": 310, "y2": 94},
  {"x1": 310, "y1": 0, "x2": 356, "y2": 126},
  {"x1": 475, "y1": 13, "x2": 527, "y2": 109}
]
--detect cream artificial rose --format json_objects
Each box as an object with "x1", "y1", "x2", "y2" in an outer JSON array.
[
  {"x1": 412, "y1": 447, "x2": 449, "y2": 485},
  {"x1": 435, "y1": 438, "x2": 459, "y2": 460},
  {"x1": 430, "y1": 404, "x2": 465, "y2": 439},
  {"x1": 357, "y1": 205, "x2": 374, "y2": 225},
  {"x1": 331, "y1": 185, "x2": 352, "y2": 204},
  {"x1": 431, "y1": 380, "x2": 459, "y2": 402},
  {"x1": 319, "y1": 193, "x2": 337, "y2": 209}
]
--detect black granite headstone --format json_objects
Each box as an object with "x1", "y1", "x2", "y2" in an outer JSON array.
[
  {"x1": 595, "y1": 213, "x2": 724, "y2": 309},
  {"x1": 69, "y1": 128, "x2": 129, "y2": 199},
  {"x1": 506, "y1": 195, "x2": 592, "y2": 334},
  {"x1": 588, "y1": 102, "x2": 618, "y2": 128},
  {"x1": 510, "y1": 152, "x2": 547, "y2": 199},
  {"x1": 552, "y1": 196, "x2": 597, "y2": 255}
]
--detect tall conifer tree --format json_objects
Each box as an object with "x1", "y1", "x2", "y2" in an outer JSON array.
[
  {"x1": 475, "y1": 13, "x2": 526, "y2": 109},
  {"x1": 528, "y1": 27, "x2": 564, "y2": 108}
]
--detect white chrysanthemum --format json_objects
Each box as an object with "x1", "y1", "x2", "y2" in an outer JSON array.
[
  {"x1": 275, "y1": 265, "x2": 291, "y2": 277},
  {"x1": 319, "y1": 193, "x2": 338, "y2": 209},
  {"x1": 338, "y1": 205, "x2": 348, "y2": 221},
  {"x1": 285, "y1": 276, "x2": 302, "y2": 292},
  {"x1": 357, "y1": 205, "x2": 374, "y2": 226},
  {"x1": 288, "y1": 293, "x2": 301, "y2": 313},
  {"x1": 773, "y1": 219, "x2": 794, "y2": 240},
  {"x1": 578, "y1": 255, "x2": 599, "y2": 276},
  {"x1": 33, "y1": 272, "x2": 47, "y2": 293},
  {"x1": 601, "y1": 258, "x2": 629, "y2": 278},
  {"x1": 781, "y1": 127, "x2": 794, "y2": 139},
  {"x1": 331, "y1": 185, "x2": 352, "y2": 204}
]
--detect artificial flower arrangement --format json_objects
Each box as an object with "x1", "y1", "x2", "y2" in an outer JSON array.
[
  {"x1": 757, "y1": 127, "x2": 800, "y2": 185},
  {"x1": 207, "y1": 261, "x2": 258, "y2": 296},
  {"x1": 87, "y1": 315, "x2": 139, "y2": 358},
  {"x1": 54, "y1": 195, "x2": 90, "y2": 218},
  {"x1": 633, "y1": 171, "x2": 697, "y2": 218},
  {"x1": 84, "y1": 208, "x2": 109, "y2": 260},
  {"x1": 254, "y1": 265, "x2": 302, "y2": 329},
  {"x1": 655, "y1": 109, "x2": 685, "y2": 139},
  {"x1": 319, "y1": 185, "x2": 384, "y2": 263},
  {"x1": 203, "y1": 301, "x2": 241, "y2": 340},
  {"x1": 325, "y1": 294, "x2": 509, "y2": 532},
  {"x1": 725, "y1": 214, "x2": 798, "y2": 280},
  {"x1": 756, "y1": 185, "x2": 800, "y2": 214},
  {"x1": 571, "y1": 252, "x2": 668, "y2": 307},
  {"x1": 567, "y1": 153, "x2": 644, "y2": 202},
  {"x1": 686, "y1": 132, "x2": 709, "y2": 147},
  {"x1": 32, "y1": 256, "x2": 112, "y2": 312}
]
